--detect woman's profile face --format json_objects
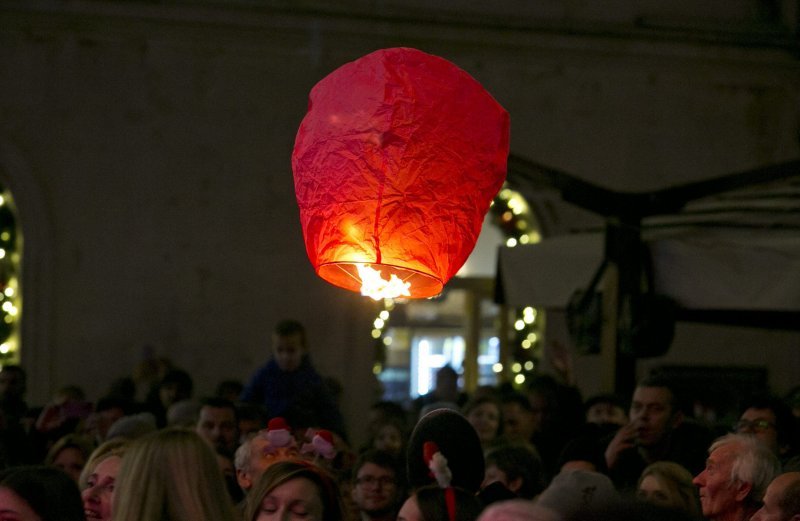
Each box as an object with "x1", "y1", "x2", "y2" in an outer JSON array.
[
  {"x1": 0, "y1": 486, "x2": 42, "y2": 521},
  {"x1": 256, "y1": 477, "x2": 324, "y2": 521},
  {"x1": 638, "y1": 474, "x2": 676, "y2": 509},
  {"x1": 82, "y1": 455, "x2": 121, "y2": 521}
]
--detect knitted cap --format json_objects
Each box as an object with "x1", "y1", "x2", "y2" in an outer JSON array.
[{"x1": 536, "y1": 470, "x2": 618, "y2": 518}]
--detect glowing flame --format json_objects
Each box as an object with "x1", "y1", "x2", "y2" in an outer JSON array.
[{"x1": 356, "y1": 264, "x2": 411, "y2": 300}]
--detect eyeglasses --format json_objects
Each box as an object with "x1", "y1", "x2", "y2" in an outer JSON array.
[
  {"x1": 355, "y1": 476, "x2": 396, "y2": 487},
  {"x1": 734, "y1": 419, "x2": 775, "y2": 433}
]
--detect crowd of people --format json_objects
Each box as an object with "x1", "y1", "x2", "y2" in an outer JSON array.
[{"x1": 0, "y1": 318, "x2": 799, "y2": 521}]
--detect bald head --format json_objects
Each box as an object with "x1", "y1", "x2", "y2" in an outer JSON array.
[{"x1": 751, "y1": 472, "x2": 800, "y2": 521}]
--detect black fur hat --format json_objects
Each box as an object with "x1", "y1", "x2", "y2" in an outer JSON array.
[{"x1": 406, "y1": 408, "x2": 485, "y2": 493}]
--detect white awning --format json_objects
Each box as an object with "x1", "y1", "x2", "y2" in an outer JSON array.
[{"x1": 498, "y1": 230, "x2": 800, "y2": 311}]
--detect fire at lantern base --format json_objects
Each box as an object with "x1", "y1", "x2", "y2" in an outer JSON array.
[{"x1": 320, "y1": 262, "x2": 442, "y2": 300}]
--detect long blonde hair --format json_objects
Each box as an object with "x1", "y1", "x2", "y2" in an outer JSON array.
[
  {"x1": 111, "y1": 428, "x2": 236, "y2": 521},
  {"x1": 639, "y1": 461, "x2": 702, "y2": 518},
  {"x1": 79, "y1": 437, "x2": 128, "y2": 489}
]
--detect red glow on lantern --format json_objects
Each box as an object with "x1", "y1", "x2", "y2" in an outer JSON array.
[{"x1": 292, "y1": 47, "x2": 509, "y2": 298}]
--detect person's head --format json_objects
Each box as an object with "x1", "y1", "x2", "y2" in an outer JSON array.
[
  {"x1": 244, "y1": 459, "x2": 343, "y2": 521},
  {"x1": 112, "y1": 428, "x2": 236, "y2": 521},
  {"x1": 398, "y1": 485, "x2": 482, "y2": 521},
  {"x1": 692, "y1": 433, "x2": 781, "y2": 520},
  {"x1": 751, "y1": 472, "x2": 800, "y2": 521},
  {"x1": 523, "y1": 375, "x2": 560, "y2": 430},
  {"x1": 483, "y1": 442, "x2": 546, "y2": 500},
  {"x1": 216, "y1": 379, "x2": 244, "y2": 403},
  {"x1": 105, "y1": 377, "x2": 136, "y2": 403},
  {"x1": 433, "y1": 366, "x2": 459, "y2": 402},
  {"x1": 585, "y1": 394, "x2": 628, "y2": 427},
  {"x1": 81, "y1": 440, "x2": 128, "y2": 521},
  {"x1": 234, "y1": 430, "x2": 300, "y2": 493},
  {"x1": 44, "y1": 434, "x2": 95, "y2": 483},
  {"x1": 105, "y1": 412, "x2": 157, "y2": 441},
  {"x1": 79, "y1": 438, "x2": 129, "y2": 489},
  {"x1": 0, "y1": 465, "x2": 84, "y2": 521},
  {"x1": 500, "y1": 392, "x2": 538, "y2": 443},
  {"x1": 351, "y1": 449, "x2": 404, "y2": 519},
  {"x1": 735, "y1": 395, "x2": 796, "y2": 457},
  {"x1": 166, "y1": 399, "x2": 201, "y2": 427},
  {"x1": 89, "y1": 397, "x2": 130, "y2": 441},
  {"x1": 196, "y1": 397, "x2": 238, "y2": 456},
  {"x1": 370, "y1": 417, "x2": 406, "y2": 457},
  {"x1": 630, "y1": 376, "x2": 684, "y2": 448},
  {"x1": 0, "y1": 365, "x2": 26, "y2": 400},
  {"x1": 49, "y1": 385, "x2": 85, "y2": 407},
  {"x1": 535, "y1": 469, "x2": 619, "y2": 520},
  {"x1": 477, "y1": 499, "x2": 556, "y2": 521},
  {"x1": 462, "y1": 395, "x2": 502, "y2": 446},
  {"x1": 237, "y1": 403, "x2": 269, "y2": 443},
  {"x1": 367, "y1": 401, "x2": 408, "y2": 431},
  {"x1": 158, "y1": 369, "x2": 194, "y2": 409},
  {"x1": 272, "y1": 319, "x2": 307, "y2": 372},
  {"x1": 557, "y1": 429, "x2": 609, "y2": 473},
  {"x1": 637, "y1": 461, "x2": 701, "y2": 518}
]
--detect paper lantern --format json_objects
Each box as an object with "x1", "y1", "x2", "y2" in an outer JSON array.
[{"x1": 292, "y1": 47, "x2": 509, "y2": 299}]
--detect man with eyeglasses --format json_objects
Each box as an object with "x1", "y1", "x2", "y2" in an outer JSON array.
[
  {"x1": 351, "y1": 449, "x2": 406, "y2": 521},
  {"x1": 735, "y1": 395, "x2": 800, "y2": 472}
]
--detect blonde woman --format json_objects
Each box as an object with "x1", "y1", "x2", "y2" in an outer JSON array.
[
  {"x1": 637, "y1": 461, "x2": 702, "y2": 519},
  {"x1": 111, "y1": 428, "x2": 236, "y2": 521},
  {"x1": 80, "y1": 438, "x2": 128, "y2": 521}
]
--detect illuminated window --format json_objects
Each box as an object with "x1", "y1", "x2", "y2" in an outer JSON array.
[
  {"x1": 373, "y1": 183, "x2": 542, "y2": 402},
  {"x1": 377, "y1": 290, "x2": 503, "y2": 402}
]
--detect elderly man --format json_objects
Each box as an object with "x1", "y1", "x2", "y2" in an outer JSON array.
[
  {"x1": 234, "y1": 434, "x2": 270, "y2": 494},
  {"x1": 750, "y1": 472, "x2": 800, "y2": 521},
  {"x1": 234, "y1": 417, "x2": 303, "y2": 494},
  {"x1": 693, "y1": 433, "x2": 780, "y2": 521}
]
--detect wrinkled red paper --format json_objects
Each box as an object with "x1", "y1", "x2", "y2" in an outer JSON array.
[{"x1": 293, "y1": 47, "x2": 509, "y2": 297}]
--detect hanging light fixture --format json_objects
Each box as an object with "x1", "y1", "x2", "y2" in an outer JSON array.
[{"x1": 292, "y1": 47, "x2": 509, "y2": 299}]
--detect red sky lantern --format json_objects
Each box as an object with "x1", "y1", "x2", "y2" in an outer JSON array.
[{"x1": 292, "y1": 47, "x2": 510, "y2": 299}]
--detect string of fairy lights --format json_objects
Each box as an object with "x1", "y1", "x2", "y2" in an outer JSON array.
[
  {"x1": 0, "y1": 187, "x2": 20, "y2": 366},
  {"x1": 370, "y1": 184, "x2": 543, "y2": 387}
]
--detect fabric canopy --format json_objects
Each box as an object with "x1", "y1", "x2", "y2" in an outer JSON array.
[{"x1": 498, "y1": 230, "x2": 800, "y2": 312}]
